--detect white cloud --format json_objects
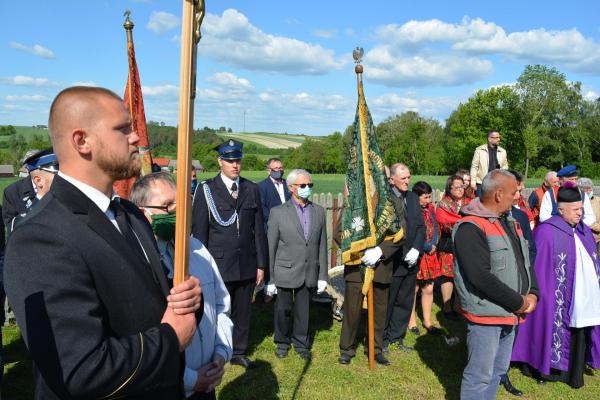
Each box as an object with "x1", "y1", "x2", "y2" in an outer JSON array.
[
  {"x1": 374, "y1": 17, "x2": 600, "y2": 75},
  {"x1": 369, "y1": 92, "x2": 459, "y2": 119},
  {"x1": 1, "y1": 75, "x2": 58, "y2": 87},
  {"x1": 200, "y1": 9, "x2": 346, "y2": 75},
  {"x1": 206, "y1": 72, "x2": 254, "y2": 92},
  {"x1": 147, "y1": 11, "x2": 180, "y2": 34},
  {"x1": 584, "y1": 90, "x2": 599, "y2": 101},
  {"x1": 142, "y1": 84, "x2": 179, "y2": 97},
  {"x1": 312, "y1": 28, "x2": 337, "y2": 39},
  {"x1": 71, "y1": 81, "x2": 97, "y2": 87},
  {"x1": 4, "y1": 94, "x2": 48, "y2": 101},
  {"x1": 10, "y1": 42, "x2": 56, "y2": 59},
  {"x1": 364, "y1": 47, "x2": 493, "y2": 87},
  {"x1": 345, "y1": 28, "x2": 354, "y2": 36}
]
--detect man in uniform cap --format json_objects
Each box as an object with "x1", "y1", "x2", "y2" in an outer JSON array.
[
  {"x1": 2, "y1": 149, "x2": 41, "y2": 228},
  {"x1": 539, "y1": 165, "x2": 596, "y2": 226},
  {"x1": 6, "y1": 148, "x2": 59, "y2": 233},
  {"x1": 512, "y1": 182, "x2": 600, "y2": 388},
  {"x1": 192, "y1": 139, "x2": 268, "y2": 369}
]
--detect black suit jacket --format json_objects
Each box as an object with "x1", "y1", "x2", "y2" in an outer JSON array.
[
  {"x1": 511, "y1": 206, "x2": 537, "y2": 265},
  {"x1": 392, "y1": 190, "x2": 426, "y2": 277},
  {"x1": 258, "y1": 177, "x2": 291, "y2": 227},
  {"x1": 192, "y1": 175, "x2": 268, "y2": 283},
  {"x1": 4, "y1": 175, "x2": 182, "y2": 400},
  {"x1": 2, "y1": 177, "x2": 36, "y2": 228}
]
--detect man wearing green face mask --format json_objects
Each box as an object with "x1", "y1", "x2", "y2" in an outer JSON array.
[{"x1": 131, "y1": 172, "x2": 233, "y2": 399}]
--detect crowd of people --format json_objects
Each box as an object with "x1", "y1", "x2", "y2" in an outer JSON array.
[{"x1": 0, "y1": 88, "x2": 598, "y2": 399}]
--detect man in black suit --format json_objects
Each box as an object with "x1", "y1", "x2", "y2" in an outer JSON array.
[
  {"x1": 192, "y1": 139, "x2": 268, "y2": 369},
  {"x1": 258, "y1": 157, "x2": 291, "y2": 228},
  {"x1": 4, "y1": 86, "x2": 202, "y2": 399},
  {"x1": 384, "y1": 163, "x2": 426, "y2": 352}
]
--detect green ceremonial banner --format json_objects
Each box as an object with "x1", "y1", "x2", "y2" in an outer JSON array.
[{"x1": 341, "y1": 68, "x2": 403, "y2": 266}]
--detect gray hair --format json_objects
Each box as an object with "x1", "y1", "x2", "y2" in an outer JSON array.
[
  {"x1": 481, "y1": 169, "x2": 516, "y2": 198},
  {"x1": 544, "y1": 171, "x2": 557, "y2": 183},
  {"x1": 286, "y1": 169, "x2": 311, "y2": 185},
  {"x1": 130, "y1": 172, "x2": 176, "y2": 206},
  {"x1": 390, "y1": 163, "x2": 409, "y2": 176},
  {"x1": 577, "y1": 177, "x2": 594, "y2": 189}
]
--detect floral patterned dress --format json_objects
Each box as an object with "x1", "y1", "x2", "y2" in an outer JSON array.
[
  {"x1": 435, "y1": 196, "x2": 470, "y2": 277},
  {"x1": 417, "y1": 203, "x2": 442, "y2": 281}
]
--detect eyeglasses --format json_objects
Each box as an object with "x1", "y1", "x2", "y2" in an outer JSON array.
[
  {"x1": 451, "y1": 185, "x2": 466, "y2": 190},
  {"x1": 142, "y1": 202, "x2": 176, "y2": 213},
  {"x1": 292, "y1": 183, "x2": 314, "y2": 188}
]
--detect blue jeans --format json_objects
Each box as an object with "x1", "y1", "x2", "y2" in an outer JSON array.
[{"x1": 461, "y1": 322, "x2": 515, "y2": 400}]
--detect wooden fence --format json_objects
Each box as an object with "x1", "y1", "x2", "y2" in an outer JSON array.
[{"x1": 313, "y1": 186, "x2": 600, "y2": 268}]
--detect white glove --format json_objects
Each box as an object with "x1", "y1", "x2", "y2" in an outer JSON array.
[
  {"x1": 265, "y1": 284, "x2": 277, "y2": 296},
  {"x1": 317, "y1": 280, "x2": 328, "y2": 294},
  {"x1": 404, "y1": 248, "x2": 419, "y2": 266},
  {"x1": 361, "y1": 246, "x2": 383, "y2": 267}
]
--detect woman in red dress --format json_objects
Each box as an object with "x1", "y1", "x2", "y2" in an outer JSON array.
[
  {"x1": 408, "y1": 181, "x2": 443, "y2": 335},
  {"x1": 435, "y1": 175, "x2": 470, "y2": 320}
]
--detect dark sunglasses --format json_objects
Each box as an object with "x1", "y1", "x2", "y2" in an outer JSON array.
[{"x1": 293, "y1": 183, "x2": 314, "y2": 188}]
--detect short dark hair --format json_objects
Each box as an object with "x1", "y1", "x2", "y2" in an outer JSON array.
[
  {"x1": 266, "y1": 158, "x2": 282, "y2": 168},
  {"x1": 412, "y1": 181, "x2": 432, "y2": 197},
  {"x1": 445, "y1": 175, "x2": 464, "y2": 197},
  {"x1": 487, "y1": 130, "x2": 500, "y2": 138},
  {"x1": 508, "y1": 169, "x2": 523, "y2": 183},
  {"x1": 455, "y1": 168, "x2": 469, "y2": 177}
]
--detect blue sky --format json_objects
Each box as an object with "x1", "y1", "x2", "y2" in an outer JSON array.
[{"x1": 1, "y1": 0, "x2": 600, "y2": 135}]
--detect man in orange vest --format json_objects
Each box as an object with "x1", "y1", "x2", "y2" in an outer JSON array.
[{"x1": 528, "y1": 171, "x2": 558, "y2": 227}]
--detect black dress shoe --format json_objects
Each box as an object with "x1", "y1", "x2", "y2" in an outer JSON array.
[
  {"x1": 374, "y1": 353, "x2": 391, "y2": 366},
  {"x1": 423, "y1": 326, "x2": 443, "y2": 336},
  {"x1": 297, "y1": 351, "x2": 312, "y2": 361},
  {"x1": 338, "y1": 354, "x2": 352, "y2": 365},
  {"x1": 502, "y1": 376, "x2": 523, "y2": 396},
  {"x1": 230, "y1": 356, "x2": 259, "y2": 369},
  {"x1": 275, "y1": 349, "x2": 288, "y2": 359},
  {"x1": 409, "y1": 326, "x2": 420, "y2": 335}
]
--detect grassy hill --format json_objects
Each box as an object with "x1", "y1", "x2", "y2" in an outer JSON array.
[
  {"x1": 2, "y1": 126, "x2": 50, "y2": 141},
  {"x1": 216, "y1": 131, "x2": 323, "y2": 149}
]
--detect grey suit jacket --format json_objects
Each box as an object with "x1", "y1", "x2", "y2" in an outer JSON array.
[{"x1": 267, "y1": 200, "x2": 328, "y2": 289}]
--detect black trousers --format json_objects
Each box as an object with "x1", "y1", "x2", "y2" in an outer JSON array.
[
  {"x1": 384, "y1": 271, "x2": 417, "y2": 345},
  {"x1": 339, "y1": 281, "x2": 389, "y2": 357},
  {"x1": 274, "y1": 284, "x2": 311, "y2": 353},
  {"x1": 187, "y1": 390, "x2": 216, "y2": 400},
  {"x1": 225, "y1": 279, "x2": 255, "y2": 357}
]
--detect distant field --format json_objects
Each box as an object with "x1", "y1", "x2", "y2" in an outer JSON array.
[
  {"x1": 1, "y1": 126, "x2": 50, "y2": 141},
  {"x1": 217, "y1": 132, "x2": 311, "y2": 149}
]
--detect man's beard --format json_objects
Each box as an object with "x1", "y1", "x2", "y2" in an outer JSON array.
[{"x1": 97, "y1": 150, "x2": 141, "y2": 181}]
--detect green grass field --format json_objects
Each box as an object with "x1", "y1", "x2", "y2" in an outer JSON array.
[{"x1": 3, "y1": 296, "x2": 598, "y2": 399}]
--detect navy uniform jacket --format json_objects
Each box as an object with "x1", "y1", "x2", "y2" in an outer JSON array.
[
  {"x1": 4, "y1": 175, "x2": 183, "y2": 399},
  {"x1": 257, "y1": 177, "x2": 291, "y2": 227},
  {"x1": 192, "y1": 175, "x2": 268, "y2": 283},
  {"x1": 2, "y1": 177, "x2": 36, "y2": 228}
]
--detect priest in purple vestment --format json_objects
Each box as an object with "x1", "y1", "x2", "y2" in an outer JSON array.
[{"x1": 512, "y1": 182, "x2": 600, "y2": 388}]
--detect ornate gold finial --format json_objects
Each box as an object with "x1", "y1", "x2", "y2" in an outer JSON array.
[
  {"x1": 123, "y1": 10, "x2": 134, "y2": 31},
  {"x1": 353, "y1": 47, "x2": 364, "y2": 74}
]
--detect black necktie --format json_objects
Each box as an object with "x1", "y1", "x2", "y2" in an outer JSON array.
[
  {"x1": 231, "y1": 182, "x2": 238, "y2": 199},
  {"x1": 110, "y1": 199, "x2": 147, "y2": 262}
]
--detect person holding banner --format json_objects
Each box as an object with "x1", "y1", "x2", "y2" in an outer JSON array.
[{"x1": 4, "y1": 87, "x2": 202, "y2": 400}]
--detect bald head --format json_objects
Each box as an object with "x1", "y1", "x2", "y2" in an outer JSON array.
[
  {"x1": 480, "y1": 169, "x2": 518, "y2": 215},
  {"x1": 48, "y1": 86, "x2": 123, "y2": 159}
]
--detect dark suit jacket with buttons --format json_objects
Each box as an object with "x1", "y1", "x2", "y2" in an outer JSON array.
[
  {"x1": 392, "y1": 190, "x2": 425, "y2": 277},
  {"x1": 192, "y1": 175, "x2": 268, "y2": 283},
  {"x1": 3, "y1": 175, "x2": 183, "y2": 400},
  {"x1": 258, "y1": 177, "x2": 291, "y2": 227},
  {"x1": 2, "y1": 177, "x2": 36, "y2": 228},
  {"x1": 267, "y1": 200, "x2": 328, "y2": 289}
]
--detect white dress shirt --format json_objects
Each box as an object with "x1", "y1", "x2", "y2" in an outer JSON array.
[
  {"x1": 569, "y1": 232, "x2": 600, "y2": 328},
  {"x1": 220, "y1": 173, "x2": 240, "y2": 195},
  {"x1": 271, "y1": 177, "x2": 286, "y2": 204}
]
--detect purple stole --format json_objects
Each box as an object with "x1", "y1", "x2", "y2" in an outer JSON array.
[{"x1": 511, "y1": 216, "x2": 600, "y2": 373}]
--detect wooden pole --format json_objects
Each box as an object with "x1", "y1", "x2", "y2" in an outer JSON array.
[
  {"x1": 367, "y1": 281, "x2": 375, "y2": 370},
  {"x1": 173, "y1": 0, "x2": 204, "y2": 285}
]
